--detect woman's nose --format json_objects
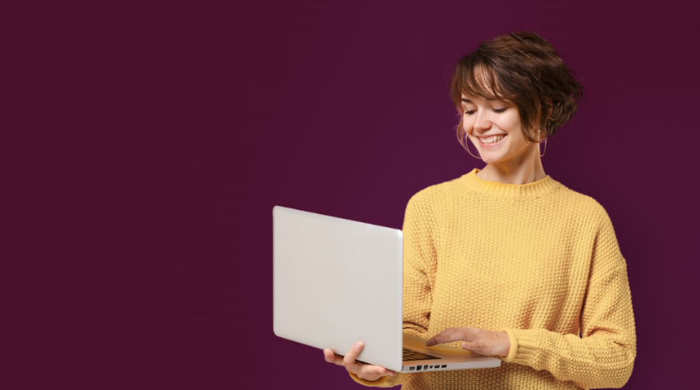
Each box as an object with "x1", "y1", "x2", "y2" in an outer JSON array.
[{"x1": 473, "y1": 111, "x2": 491, "y2": 132}]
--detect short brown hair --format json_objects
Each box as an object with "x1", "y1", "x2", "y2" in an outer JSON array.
[{"x1": 450, "y1": 31, "x2": 584, "y2": 144}]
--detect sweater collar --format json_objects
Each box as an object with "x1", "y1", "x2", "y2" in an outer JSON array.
[{"x1": 460, "y1": 168, "x2": 561, "y2": 198}]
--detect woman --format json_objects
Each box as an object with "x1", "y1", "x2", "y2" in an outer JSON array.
[{"x1": 323, "y1": 31, "x2": 637, "y2": 389}]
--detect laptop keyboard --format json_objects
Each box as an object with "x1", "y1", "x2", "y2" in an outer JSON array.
[{"x1": 403, "y1": 348, "x2": 440, "y2": 361}]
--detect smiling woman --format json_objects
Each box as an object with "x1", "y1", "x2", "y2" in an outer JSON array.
[
  {"x1": 323, "y1": 31, "x2": 637, "y2": 390},
  {"x1": 451, "y1": 32, "x2": 584, "y2": 184}
]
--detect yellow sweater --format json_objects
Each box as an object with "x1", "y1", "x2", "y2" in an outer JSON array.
[{"x1": 350, "y1": 168, "x2": 636, "y2": 389}]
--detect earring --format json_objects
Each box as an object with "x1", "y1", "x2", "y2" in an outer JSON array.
[
  {"x1": 540, "y1": 138, "x2": 547, "y2": 157},
  {"x1": 461, "y1": 134, "x2": 482, "y2": 160}
]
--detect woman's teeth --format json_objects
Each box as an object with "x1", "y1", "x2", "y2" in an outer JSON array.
[{"x1": 481, "y1": 135, "x2": 506, "y2": 144}]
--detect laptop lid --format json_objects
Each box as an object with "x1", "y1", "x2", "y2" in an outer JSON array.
[{"x1": 273, "y1": 205, "x2": 404, "y2": 371}]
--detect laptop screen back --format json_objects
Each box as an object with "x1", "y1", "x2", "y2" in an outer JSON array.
[{"x1": 273, "y1": 205, "x2": 404, "y2": 371}]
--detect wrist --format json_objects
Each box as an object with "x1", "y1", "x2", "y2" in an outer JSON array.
[{"x1": 499, "y1": 331, "x2": 511, "y2": 357}]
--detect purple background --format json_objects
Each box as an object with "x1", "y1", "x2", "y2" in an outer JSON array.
[{"x1": 7, "y1": 1, "x2": 699, "y2": 389}]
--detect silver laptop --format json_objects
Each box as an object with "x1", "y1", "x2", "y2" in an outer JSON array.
[{"x1": 272, "y1": 205, "x2": 501, "y2": 373}]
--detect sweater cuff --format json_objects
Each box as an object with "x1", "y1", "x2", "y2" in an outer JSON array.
[{"x1": 501, "y1": 327, "x2": 538, "y2": 366}]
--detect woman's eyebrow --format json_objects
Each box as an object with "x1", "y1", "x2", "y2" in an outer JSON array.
[{"x1": 461, "y1": 98, "x2": 496, "y2": 103}]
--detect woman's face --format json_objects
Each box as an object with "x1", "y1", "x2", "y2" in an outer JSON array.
[{"x1": 460, "y1": 94, "x2": 541, "y2": 166}]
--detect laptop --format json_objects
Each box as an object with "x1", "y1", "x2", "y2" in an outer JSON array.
[{"x1": 272, "y1": 205, "x2": 501, "y2": 373}]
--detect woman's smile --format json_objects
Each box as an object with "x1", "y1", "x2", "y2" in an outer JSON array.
[{"x1": 477, "y1": 134, "x2": 508, "y2": 149}]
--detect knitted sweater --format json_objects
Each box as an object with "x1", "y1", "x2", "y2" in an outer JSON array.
[{"x1": 350, "y1": 168, "x2": 637, "y2": 389}]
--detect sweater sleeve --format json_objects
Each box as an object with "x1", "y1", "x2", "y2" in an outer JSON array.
[
  {"x1": 501, "y1": 206, "x2": 637, "y2": 389},
  {"x1": 402, "y1": 190, "x2": 439, "y2": 338},
  {"x1": 349, "y1": 191, "x2": 439, "y2": 388}
]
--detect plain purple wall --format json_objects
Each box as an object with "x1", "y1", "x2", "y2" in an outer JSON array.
[{"x1": 6, "y1": 1, "x2": 699, "y2": 389}]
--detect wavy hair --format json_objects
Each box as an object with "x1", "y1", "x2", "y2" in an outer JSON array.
[{"x1": 450, "y1": 31, "x2": 584, "y2": 145}]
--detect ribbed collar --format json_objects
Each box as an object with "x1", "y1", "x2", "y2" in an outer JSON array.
[{"x1": 459, "y1": 168, "x2": 562, "y2": 199}]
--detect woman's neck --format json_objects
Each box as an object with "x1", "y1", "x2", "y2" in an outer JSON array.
[{"x1": 476, "y1": 149, "x2": 546, "y2": 185}]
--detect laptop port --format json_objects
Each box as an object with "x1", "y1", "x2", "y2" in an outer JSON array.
[{"x1": 416, "y1": 365, "x2": 422, "y2": 371}]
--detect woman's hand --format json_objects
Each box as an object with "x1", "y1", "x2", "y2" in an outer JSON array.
[
  {"x1": 425, "y1": 327, "x2": 511, "y2": 357},
  {"x1": 323, "y1": 341, "x2": 397, "y2": 382}
]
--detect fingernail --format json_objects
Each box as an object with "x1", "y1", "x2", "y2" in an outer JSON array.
[{"x1": 354, "y1": 342, "x2": 363, "y2": 350}]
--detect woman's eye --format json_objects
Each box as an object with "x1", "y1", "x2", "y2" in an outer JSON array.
[{"x1": 464, "y1": 108, "x2": 507, "y2": 116}]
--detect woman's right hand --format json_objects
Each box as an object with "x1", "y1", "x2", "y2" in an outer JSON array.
[{"x1": 323, "y1": 341, "x2": 397, "y2": 382}]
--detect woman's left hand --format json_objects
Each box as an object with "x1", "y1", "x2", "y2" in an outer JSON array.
[{"x1": 425, "y1": 327, "x2": 511, "y2": 357}]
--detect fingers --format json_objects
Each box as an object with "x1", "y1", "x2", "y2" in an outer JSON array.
[
  {"x1": 324, "y1": 343, "x2": 397, "y2": 381},
  {"x1": 357, "y1": 364, "x2": 396, "y2": 378},
  {"x1": 323, "y1": 349, "x2": 333, "y2": 363},
  {"x1": 343, "y1": 341, "x2": 364, "y2": 366},
  {"x1": 425, "y1": 327, "x2": 476, "y2": 347},
  {"x1": 426, "y1": 327, "x2": 471, "y2": 346},
  {"x1": 323, "y1": 349, "x2": 344, "y2": 366},
  {"x1": 322, "y1": 343, "x2": 364, "y2": 367}
]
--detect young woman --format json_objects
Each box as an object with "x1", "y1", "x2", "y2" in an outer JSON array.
[{"x1": 323, "y1": 31, "x2": 637, "y2": 389}]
